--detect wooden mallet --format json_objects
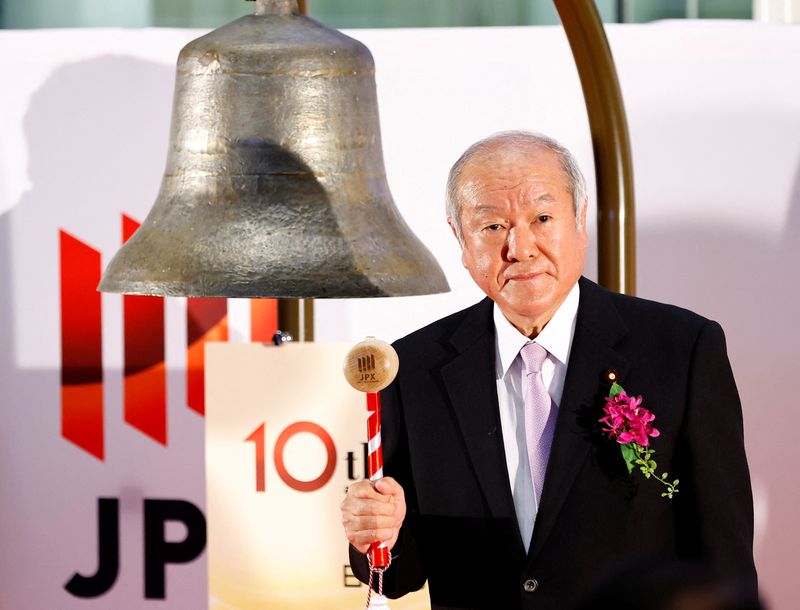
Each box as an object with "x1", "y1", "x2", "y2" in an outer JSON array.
[{"x1": 343, "y1": 337, "x2": 399, "y2": 569}]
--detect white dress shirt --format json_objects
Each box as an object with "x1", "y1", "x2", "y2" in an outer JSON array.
[{"x1": 493, "y1": 282, "x2": 580, "y2": 551}]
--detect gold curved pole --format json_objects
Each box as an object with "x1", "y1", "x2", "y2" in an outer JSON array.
[{"x1": 553, "y1": 0, "x2": 636, "y2": 295}]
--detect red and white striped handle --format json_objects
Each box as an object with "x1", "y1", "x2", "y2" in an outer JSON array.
[{"x1": 366, "y1": 391, "x2": 390, "y2": 567}]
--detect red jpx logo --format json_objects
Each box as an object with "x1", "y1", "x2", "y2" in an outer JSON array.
[{"x1": 59, "y1": 214, "x2": 278, "y2": 460}]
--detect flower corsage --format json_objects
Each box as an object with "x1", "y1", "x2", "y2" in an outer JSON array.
[{"x1": 598, "y1": 373, "x2": 679, "y2": 499}]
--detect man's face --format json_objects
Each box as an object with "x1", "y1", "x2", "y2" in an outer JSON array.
[{"x1": 453, "y1": 146, "x2": 588, "y2": 335}]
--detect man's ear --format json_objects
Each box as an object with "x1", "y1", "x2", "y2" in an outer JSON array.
[
  {"x1": 578, "y1": 200, "x2": 589, "y2": 247},
  {"x1": 447, "y1": 217, "x2": 469, "y2": 268},
  {"x1": 447, "y1": 218, "x2": 462, "y2": 246}
]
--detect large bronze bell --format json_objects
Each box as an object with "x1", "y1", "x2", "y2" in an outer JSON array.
[{"x1": 98, "y1": 0, "x2": 449, "y2": 298}]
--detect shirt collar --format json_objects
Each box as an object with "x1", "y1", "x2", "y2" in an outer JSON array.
[{"x1": 493, "y1": 281, "x2": 581, "y2": 378}]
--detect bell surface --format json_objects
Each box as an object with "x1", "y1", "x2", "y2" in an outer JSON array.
[{"x1": 98, "y1": 0, "x2": 449, "y2": 298}]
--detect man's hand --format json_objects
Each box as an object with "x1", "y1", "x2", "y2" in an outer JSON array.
[{"x1": 340, "y1": 477, "x2": 406, "y2": 554}]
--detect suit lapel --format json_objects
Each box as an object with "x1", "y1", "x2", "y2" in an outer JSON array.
[
  {"x1": 440, "y1": 298, "x2": 518, "y2": 521},
  {"x1": 527, "y1": 277, "x2": 630, "y2": 560}
]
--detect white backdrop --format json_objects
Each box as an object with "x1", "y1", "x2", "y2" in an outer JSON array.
[{"x1": 1, "y1": 20, "x2": 798, "y2": 609}]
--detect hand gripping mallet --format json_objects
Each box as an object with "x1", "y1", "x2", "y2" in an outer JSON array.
[{"x1": 343, "y1": 337, "x2": 400, "y2": 608}]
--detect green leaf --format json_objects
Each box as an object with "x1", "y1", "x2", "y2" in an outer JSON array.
[
  {"x1": 620, "y1": 443, "x2": 636, "y2": 475},
  {"x1": 609, "y1": 382, "x2": 625, "y2": 398}
]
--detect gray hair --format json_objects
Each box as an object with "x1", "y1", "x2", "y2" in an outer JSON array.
[{"x1": 445, "y1": 130, "x2": 588, "y2": 243}]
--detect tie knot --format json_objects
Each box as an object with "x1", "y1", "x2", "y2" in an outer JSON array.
[{"x1": 520, "y1": 342, "x2": 547, "y2": 373}]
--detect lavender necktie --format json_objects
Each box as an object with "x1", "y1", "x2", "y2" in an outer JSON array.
[{"x1": 520, "y1": 342, "x2": 556, "y2": 511}]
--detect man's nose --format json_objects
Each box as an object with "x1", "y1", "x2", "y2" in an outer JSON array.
[{"x1": 506, "y1": 225, "x2": 539, "y2": 261}]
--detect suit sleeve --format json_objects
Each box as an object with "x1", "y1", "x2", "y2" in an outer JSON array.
[
  {"x1": 679, "y1": 319, "x2": 757, "y2": 593},
  {"x1": 348, "y1": 375, "x2": 428, "y2": 597}
]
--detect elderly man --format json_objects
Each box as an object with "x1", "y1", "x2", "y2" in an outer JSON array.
[{"x1": 340, "y1": 131, "x2": 757, "y2": 609}]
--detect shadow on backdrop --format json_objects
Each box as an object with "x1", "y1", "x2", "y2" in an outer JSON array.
[
  {"x1": 0, "y1": 56, "x2": 211, "y2": 607},
  {"x1": 636, "y1": 160, "x2": 800, "y2": 606}
]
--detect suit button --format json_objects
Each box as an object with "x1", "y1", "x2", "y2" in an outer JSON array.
[{"x1": 523, "y1": 578, "x2": 538, "y2": 593}]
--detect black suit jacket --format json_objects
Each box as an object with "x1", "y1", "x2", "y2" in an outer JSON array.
[{"x1": 351, "y1": 277, "x2": 756, "y2": 609}]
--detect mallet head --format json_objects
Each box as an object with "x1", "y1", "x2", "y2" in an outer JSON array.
[{"x1": 343, "y1": 337, "x2": 399, "y2": 393}]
